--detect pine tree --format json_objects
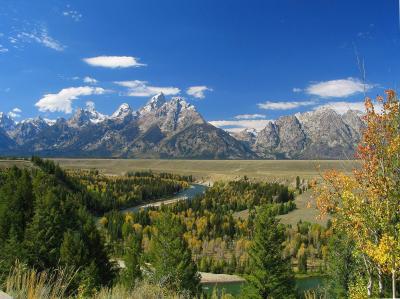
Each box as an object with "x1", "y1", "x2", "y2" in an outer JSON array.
[
  {"x1": 60, "y1": 230, "x2": 87, "y2": 267},
  {"x1": 121, "y1": 234, "x2": 142, "y2": 288},
  {"x1": 147, "y1": 212, "x2": 200, "y2": 296},
  {"x1": 247, "y1": 205, "x2": 296, "y2": 299},
  {"x1": 24, "y1": 189, "x2": 65, "y2": 270}
]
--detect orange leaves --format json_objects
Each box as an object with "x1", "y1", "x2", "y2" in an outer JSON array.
[{"x1": 316, "y1": 90, "x2": 400, "y2": 275}]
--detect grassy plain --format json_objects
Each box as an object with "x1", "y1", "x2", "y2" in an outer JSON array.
[
  {"x1": 50, "y1": 158, "x2": 359, "y2": 184},
  {"x1": 233, "y1": 189, "x2": 329, "y2": 226},
  {"x1": 0, "y1": 159, "x2": 32, "y2": 169}
]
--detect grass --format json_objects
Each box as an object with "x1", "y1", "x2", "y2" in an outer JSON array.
[
  {"x1": 49, "y1": 159, "x2": 358, "y2": 183},
  {"x1": 3, "y1": 262, "x2": 76, "y2": 299},
  {"x1": 233, "y1": 189, "x2": 329, "y2": 226},
  {"x1": 0, "y1": 159, "x2": 32, "y2": 169},
  {"x1": 1, "y1": 262, "x2": 188, "y2": 299},
  {"x1": 278, "y1": 189, "x2": 330, "y2": 226}
]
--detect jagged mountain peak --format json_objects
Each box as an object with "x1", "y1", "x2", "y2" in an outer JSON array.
[
  {"x1": 20, "y1": 116, "x2": 48, "y2": 127},
  {"x1": 137, "y1": 94, "x2": 204, "y2": 134},
  {"x1": 0, "y1": 112, "x2": 16, "y2": 132},
  {"x1": 68, "y1": 104, "x2": 107, "y2": 127},
  {"x1": 168, "y1": 97, "x2": 195, "y2": 110},
  {"x1": 111, "y1": 103, "x2": 133, "y2": 119},
  {"x1": 44, "y1": 118, "x2": 57, "y2": 126},
  {"x1": 140, "y1": 92, "x2": 166, "y2": 113}
]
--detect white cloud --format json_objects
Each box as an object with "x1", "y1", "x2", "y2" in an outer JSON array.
[
  {"x1": 115, "y1": 80, "x2": 180, "y2": 97},
  {"x1": 16, "y1": 27, "x2": 64, "y2": 51},
  {"x1": 293, "y1": 88, "x2": 302, "y2": 93},
  {"x1": 186, "y1": 86, "x2": 213, "y2": 99},
  {"x1": 35, "y1": 86, "x2": 106, "y2": 113},
  {"x1": 83, "y1": 56, "x2": 146, "y2": 68},
  {"x1": 62, "y1": 10, "x2": 82, "y2": 22},
  {"x1": 0, "y1": 45, "x2": 8, "y2": 53},
  {"x1": 7, "y1": 108, "x2": 22, "y2": 118},
  {"x1": 209, "y1": 119, "x2": 272, "y2": 132},
  {"x1": 83, "y1": 76, "x2": 98, "y2": 84},
  {"x1": 257, "y1": 100, "x2": 316, "y2": 110},
  {"x1": 7, "y1": 112, "x2": 20, "y2": 118},
  {"x1": 306, "y1": 78, "x2": 373, "y2": 98},
  {"x1": 234, "y1": 114, "x2": 266, "y2": 120}
]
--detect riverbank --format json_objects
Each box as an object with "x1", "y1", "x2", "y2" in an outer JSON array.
[
  {"x1": 120, "y1": 183, "x2": 207, "y2": 213},
  {"x1": 200, "y1": 272, "x2": 245, "y2": 284}
]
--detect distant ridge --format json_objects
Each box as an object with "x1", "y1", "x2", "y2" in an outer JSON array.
[{"x1": 0, "y1": 95, "x2": 364, "y2": 159}]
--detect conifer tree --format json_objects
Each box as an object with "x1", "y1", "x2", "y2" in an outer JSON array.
[
  {"x1": 147, "y1": 212, "x2": 200, "y2": 296},
  {"x1": 121, "y1": 234, "x2": 142, "y2": 288},
  {"x1": 247, "y1": 205, "x2": 296, "y2": 299}
]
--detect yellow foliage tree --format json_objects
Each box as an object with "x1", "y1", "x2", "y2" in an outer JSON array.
[{"x1": 316, "y1": 90, "x2": 400, "y2": 298}]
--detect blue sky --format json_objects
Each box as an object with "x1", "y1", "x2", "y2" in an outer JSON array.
[{"x1": 0, "y1": 0, "x2": 399, "y2": 131}]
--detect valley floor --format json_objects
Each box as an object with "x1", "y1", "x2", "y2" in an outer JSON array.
[{"x1": 50, "y1": 158, "x2": 358, "y2": 184}]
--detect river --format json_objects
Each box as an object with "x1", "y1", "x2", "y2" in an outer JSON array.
[{"x1": 119, "y1": 183, "x2": 208, "y2": 213}]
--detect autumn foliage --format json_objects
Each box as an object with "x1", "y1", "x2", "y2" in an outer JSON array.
[{"x1": 316, "y1": 90, "x2": 400, "y2": 298}]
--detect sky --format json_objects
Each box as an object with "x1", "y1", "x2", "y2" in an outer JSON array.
[{"x1": 0, "y1": 0, "x2": 400, "y2": 132}]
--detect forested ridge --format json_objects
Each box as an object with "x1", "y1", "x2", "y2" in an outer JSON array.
[
  {"x1": 0, "y1": 158, "x2": 115, "y2": 295},
  {"x1": 0, "y1": 157, "x2": 197, "y2": 297},
  {"x1": 67, "y1": 169, "x2": 191, "y2": 214}
]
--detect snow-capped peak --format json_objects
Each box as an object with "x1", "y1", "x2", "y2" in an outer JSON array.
[
  {"x1": 83, "y1": 101, "x2": 107, "y2": 124},
  {"x1": 44, "y1": 118, "x2": 56, "y2": 126},
  {"x1": 111, "y1": 103, "x2": 133, "y2": 119},
  {"x1": 169, "y1": 97, "x2": 194, "y2": 110},
  {"x1": 21, "y1": 116, "x2": 43, "y2": 124},
  {"x1": 141, "y1": 92, "x2": 166, "y2": 113},
  {"x1": 68, "y1": 104, "x2": 107, "y2": 127}
]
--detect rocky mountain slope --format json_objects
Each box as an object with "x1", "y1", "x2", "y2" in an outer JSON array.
[
  {"x1": 0, "y1": 94, "x2": 364, "y2": 159},
  {"x1": 233, "y1": 109, "x2": 364, "y2": 159}
]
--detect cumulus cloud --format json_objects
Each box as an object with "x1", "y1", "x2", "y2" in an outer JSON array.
[
  {"x1": 209, "y1": 119, "x2": 272, "y2": 132},
  {"x1": 306, "y1": 78, "x2": 373, "y2": 98},
  {"x1": 292, "y1": 88, "x2": 302, "y2": 93},
  {"x1": 234, "y1": 114, "x2": 266, "y2": 120},
  {"x1": 83, "y1": 76, "x2": 98, "y2": 84},
  {"x1": 186, "y1": 86, "x2": 213, "y2": 99},
  {"x1": 115, "y1": 80, "x2": 180, "y2": 97},
  {"x1": 7, "y1": 108, "x2": 22, "y2": 118},
  {"x1": 83, "y1": 56, "x2": 146, "y2": 68},
  {"x1": 35, "y1": 86, "x2": 106, "y2": 113},
  {"x1": 15, "y1": 27, "x2": 64, "y2": 51},
  {"x1": 257, "y1": 100, "x2": 316, "y2": 110}
]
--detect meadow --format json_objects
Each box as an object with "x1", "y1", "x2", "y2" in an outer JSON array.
[{"x1": 50, "y1": 158, "x2": 358, "y2": 184}]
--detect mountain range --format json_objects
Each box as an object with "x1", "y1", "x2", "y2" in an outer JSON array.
[{"x1": 0, "y1": 93, "x2": 364, "y2": 159}]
